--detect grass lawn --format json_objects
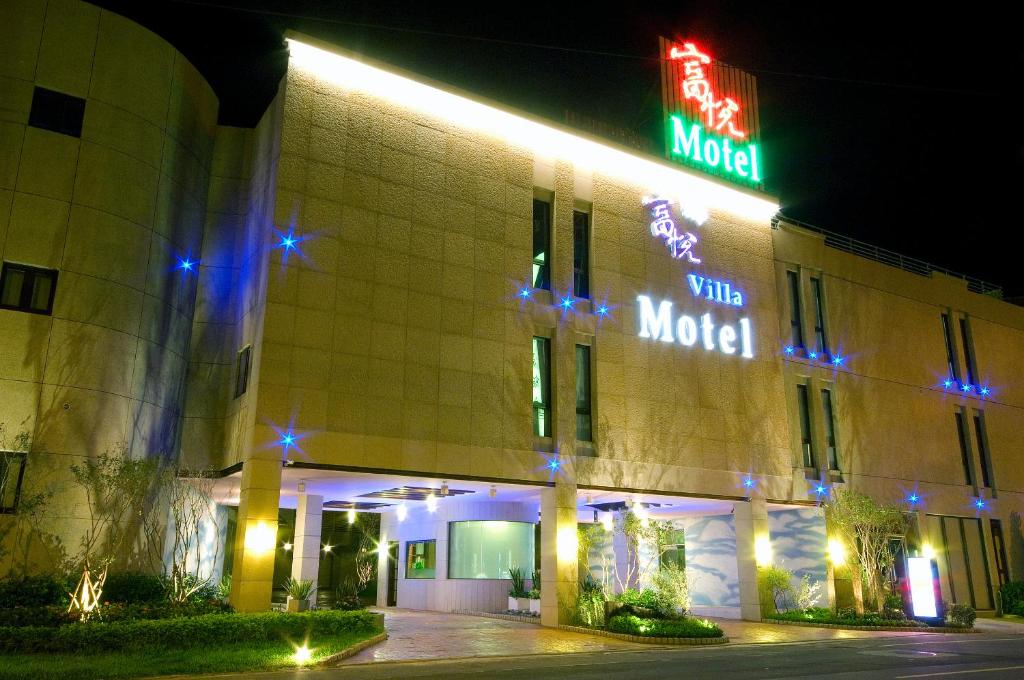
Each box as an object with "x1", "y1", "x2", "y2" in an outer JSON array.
[{"x1": 0, "y1": 629, "x2": 378, "y2": 680}]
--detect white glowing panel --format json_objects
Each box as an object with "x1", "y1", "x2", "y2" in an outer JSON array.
[
  {"x1": 286, "y1": 38, "x2": 779, "y2": 223},
  {"x1": 907, "y1": 557, "x2": 937, "y2": 618}
]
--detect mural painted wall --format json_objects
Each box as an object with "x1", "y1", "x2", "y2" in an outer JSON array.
[{"x1": 768, "y1": 507, "x2": 828, "y2": 606}]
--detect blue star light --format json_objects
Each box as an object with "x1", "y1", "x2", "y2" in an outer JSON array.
[
  {"x1": 980, "y1": 385, "x2": 991, "y2": 397},
  {"x1": 177, "y1": 257, "x2": 196, "y2": 272},
  {"x1": 831, "y1": 354, "x2": 845, "y2": 367},
  {"x1": 559, "y1": 296, "x2": 575, "y2": 311},
  {"x1": 547, "y1": 457, "x2": 561, "y2": 472},
  {"x1": 742, "y1": 476, "x2": 756, "y2": 490},
  {"x1": 813, "y1": 483, "x2": 829, "y2": 499},
  {"x1": 907, "y1": 493, "x2": 920, "y2": 505},
  {"x1": 942, "y1": 378, "x2": 954, "y2": 389},
  {"x1": 974, "y1": 497, "x2": 986, "y2": 510},
  {"x1": 279, "y1": 430, "x2": 297, "y2": 451},
  {"x1": 597, "y1": 304, "x2": 609, "y2": 317},
  {"x1": 278, "y1": 231, "x2": 298, "y2": 251},
  {"x1": 518, "y1": 287, "x2": 532, "y2": 299},
  {"x1": 808, "y1": 351, "x2": 819, "y2": 360},
  {"x1": 783, "y1": 345, "x2": 795, "y2": 356},
  {"x1": 961, "y1": 383, "x2": 973, "y2": 393}
]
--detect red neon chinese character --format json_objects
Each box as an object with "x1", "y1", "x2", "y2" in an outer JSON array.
[{"x1": 668, "y1": 41, "x2": 747, "y2": 140}]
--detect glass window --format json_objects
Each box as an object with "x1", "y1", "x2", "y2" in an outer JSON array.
[
  {"x1": 575, "y1": 344, "x2": 592, "y2": 442},
  {"x1": 797, "y1": 384, "x2": 814, "y2": 468},
  {"x1": 810, "y1": 277, "x2": 828, "y2": 355},
  {"x1": 28, "y1": 86, "x2": 86, "y2": 138},
  {"x1": 0, "y1": 262, "x2": 58, "y2": 315},
  {"x1": 448, "y1": 521, "x2": 535, "y2": 579},
  {"x1": 405, "y1": 540, "x2": 436, "y2": 579},
  {"x1": 942, "y1": 313, "x2": 960, "y2": 382},
  {"x1": 973, "y1": 411, "x2": 993, "y2": 488},
  {"x1": 787, "y1": 270, "x2": 804, "y2": 349},
  {"x1": 660, "y1": 528, "x2": 685, "y2": 570},
  {"x1": 572, "y1": 209, "x2": 590, "y2": 299},
  {"x1": 822, "y1": 388, "x2": 839, "y2": 471},
  {"x1": 532, "y1": 198, "x2": 551, "y2": 290},
  {"x1": 955, "y1": 410, "x2": 974, "y2": 486},
  {"x1": 1, "y1": 452, "x2": 27, "y2": 513},
  {"x1": 532, "y1": 336, "x2": 551, "y2": 437},
  {"x1": 960, "y1": 318, "x2": 978, "y2": 386},
  {"x1": 235, "y1": 346, "x2": 252, "y2": 398}
]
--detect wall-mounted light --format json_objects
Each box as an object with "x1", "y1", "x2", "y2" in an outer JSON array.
[
  {"x1": 488, "y1": 485, "x2": 497, "y2": 499},
  {"x1": 754, "y1": 535, "x2": 772, "y2": 567},
  {"x1": 322, "y1": 544, "x2": 332, "y2": 553},
  {"x1": 347, "y1": 508, "x2": 356, "y2": 524},
  {"x1": 440, "y1": 481, "x2": 449, "y2": 496},
  {"x1": 921, "y1": 542, "x2": 936, "y2": 560},
  {"x1": 827, "y1": 538, "x2": 847, "y2": 566},
  {"x1": 244, "y1": 521, "x2": 276, "y2": 554},
  {"x1": 283, "y1": 542, "x2": 293, "y2": 552}
]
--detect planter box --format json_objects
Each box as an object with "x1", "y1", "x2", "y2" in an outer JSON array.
[
  {"x1": 508, "y1": 596, "x2": 530, "y2": 611},
  {"x1": 286, "y1": 597, "x2": 310, "y2": 612},
  {"x1": 529, "y1": 598, "x2": 541, "y2": 615}
]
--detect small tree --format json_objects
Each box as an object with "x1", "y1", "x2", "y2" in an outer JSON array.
[
  {"x1": 615, "y1": 510, "x2": 675, "y2": 591},
  {"x1": 165, "y1": 474, "x2": 220, "y2": 603},
  {"x1": 824, "y1": 488, "x2": 908, "y2": 612}
]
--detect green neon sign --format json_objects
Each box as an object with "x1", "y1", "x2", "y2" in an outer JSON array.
[{"x1": 668, "y1": 115, "x2": 762, "y2": 184}]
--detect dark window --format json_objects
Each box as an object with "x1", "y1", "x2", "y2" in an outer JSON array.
[
  {"x1": 0, "y1": 262, "x2": 58, "y2": 315},
  {"x1": 235, "y1": 346, "x2": 252, "y2": 398},
  {"x1": 942, "y1": 313, "x2": 960, "y2": 382},
  {"x1": 990, "y1": 519, "x2": 1009, "y2": 588},
  {"x1": 810, "y1": 277, "x2": 828, "y2": 355},
  {"x1": 797, "y1": 384, "x2": 815, "y2": 468},
  {"x1": 960, "y1": 318, "x2": 978, "y2": 386},
  {"x1": 787, "y1": 270, "x2": 804, "y2": 349},
  {"x1": 532, "y1": 337, "x2": 551, "y2": 437},
  {"x1": 955, "y1": 410, "x2": 974, "y2": 486},
  {"x1": 405, "y1": 539, "x2": 436, "y2": 579},
  {"x1": 973, "y1": 411, "x2": 993, "y2": 488},
  {"x1": 532, "y1": 198, "x2": 551, "y2": 290},
  {"x1": 28, "y1": 86, "x2": 86, "y2": 138},
  {"x1": 575, "y1": 344, "x2": 592, "y2": 442},
  {"x1": 822, "y1": 388, "x2": 839, "y2": 471},
  {"x1": 572, "y1": 209, "x2": 590, "y2": 299},
  {"x1": 1, "y1": 452, "x2": 27, "y2": 513}
]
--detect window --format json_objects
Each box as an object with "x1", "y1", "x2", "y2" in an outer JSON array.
[
  {"x1": 28, "y1": 86, "x2": 86, "y2": 138},
  {"x1": 532, "y1": 198, "x2": 551, "y2": 290},
  {"x1": 572, "y1": 209, "x2": 590, "y2": 299},
  {"x1": 796, "y1": 383, "x2": 815, "y2": 468},
  {"x1": 821, "y1": 388, "x2": 839, "y2": 471},
  {"x1": 960, "y1": 318, "x2": 978, "y2": 386},
  {"x1": 0, "y1": 262, "x2": 58, "y2": 315},
  {"x1": 661, "y1": 528, "x2": 686, "y2": 570},
  {"x1": 990, "y1": 519, "x2": 1010, "y2": 588},
  {"x1": 235, "y1": 346, "x2": 252, "y2": 398},
  {"x1": 941, "y1": 313, "x2": 960, "y2": 382},
  {"x1": 787, "y1": 270, "x2": 804, "y2": 349},
  {"x1": 532, "y1": 337, "x2": 551, "y2": 437},
  {"x1": 973, "y1": 411, "x2": 993, "y2": 488},
  {"x1": 448, "y1": 521, "x2": 535, "y2": 579},
  {"x1": 405, "y1": 540, "x2": 436, "y2": 579},
  {"x1": 955, "y1": 410, "x2": 974, "y2": 486},
  {"x1": 575, "y1": 344, "x2": 592, "y2": 442},
  {"x1": 1, "y1": 452, "x2": 27, "y2": 513},
  {"x1": 810, "y1": 277, "x2": 828, "y2": 355}
]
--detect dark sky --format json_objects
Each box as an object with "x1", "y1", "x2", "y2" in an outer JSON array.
[{"x1": 94, "y1": 1, "x2": 1024, "y2": 295}]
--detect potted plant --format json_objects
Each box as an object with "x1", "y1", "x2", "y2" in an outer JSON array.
[
  {"x1": 529, "y1": 569, "x2": 541, "y2": 614},
  {"x1": 284, "y1": 577, "x2": 315, "y2": 612},
  {"x1": 507, "y1": 567, "x2": 530, "y2": 612}
]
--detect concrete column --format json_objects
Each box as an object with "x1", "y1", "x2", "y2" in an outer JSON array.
[
  {"x1": 290, "y1": 492, "x2": 323, "y2": 606},
  {"x1": 229, "y1": 455, "x2": 282, "y2": 612},
  {"x1": 735, "y1": 497, "x2": 768, "y2": 621},
  {"x1": 541, "y1": 481, "x2": 577, "y2": 627},
  {"x1": 375, "y1": 516, "x2": 391, "y2": 607}
]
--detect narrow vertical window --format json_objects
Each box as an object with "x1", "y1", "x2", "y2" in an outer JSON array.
[
  {"x1": 235, "y1": 345, "x2": 252, "y2": 398},
  {"x1": 796, "y1": 384, "x2": 815, "y2": 468},
  {"x1": 532, "y1": 198, "x2": 551, "y2": 291},
  {"x1": 532, "y1": 337, "x2": 551, "y2": 437},
  {"x1": 575, "y1": 344, "x2": 592, "y2": 442},
  {"x1": 955, "y1": 410, "x2": 974, "y2": 486},
  {"x1": 572, "y1": 210, "x2": 590, "y2": 299},
  {"x1": 960, "y1": 318, "x2": 978, "y2": 387},
  {"x1": 810, "y1": 277, "x2": 828, "y2": 355},
  {"x1": 1, "y1": 452, "x2": 27, "y2": 513},
  {"x1": 973, "y1": 411, "x2": 993, "y2": 488},
  {"x1": 787, "y1": 270, "x2": 804, "y2": 349},
  {"x1": 942, "y1": 313, "x2": 960, "y2": 382},
  {"x1": 821, "y1": 388, "x2": 839, "y2": 471}
]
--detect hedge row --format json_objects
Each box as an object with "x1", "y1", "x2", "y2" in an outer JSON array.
[
  {"x1": 0, "y1": 599, "x2": 232, "y2": 628},
  {"x1": 0, "y1": 609, "x2": 382, "y2": 654},
  {"x1": 607, "y1": 614, "x2": 724, "y2": 638}
]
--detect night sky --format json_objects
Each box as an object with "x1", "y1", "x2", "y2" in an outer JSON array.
[{"x1": 94, "y1": 1, "x2": 1023, "y2": 295}]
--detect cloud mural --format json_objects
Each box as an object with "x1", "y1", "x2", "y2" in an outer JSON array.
[{"x1": 768, "y1": 507, "x2": 828, "y2": 606}]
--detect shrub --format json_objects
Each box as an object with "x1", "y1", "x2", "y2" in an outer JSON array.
[
  {"x1": 999, "y1": 581, "x2": 1024, "y2": 614},
  {"x1": 283, "y1": 577, "x2": 315, "y2": 601},
  {"x1": 0, "y1": 575, "x2": 70, "y2": 608},
  {"x1": 948, "y1": 603, "x2": 976, "y2": 628},
  {"x1": 615, "y1": 588, "x2": 661, "y2": 610},
  {"x1": 795, "y1": 574, "x2": 822, "y2": 611},
  {"x1": 1013, "y1": 601, "x2": 1024, "y2": 617},
  {"x1": 0, "y1": 605, "x2": 76, "y2": 628},
  {"x1": 651, "y1": 564, "x2": 690, "y2": 616},
  {"x1": 102, "y1": 573, "x2": 165, "y2": 604},
  {"x1": 576, "y1": 574, "x2": 605, "y2": 627},
  {"x1": 508, "y1": 567, "x2": 528, "y2": 598},
  {"x1": 758, "y1": 565, "x2": 793, "y2": 613},
  {"x1": 607, "y1": 614, "x2": 723, "y2": 638},
  {"x1": 0, "y1": 609, "x2": 382, "y2": 654},
  {"x1": 333, "y1": 578, "x2": 363, "y2": 611},
  {"x1": 883, "y1": 592, "x2": 907, "y2": 621},
  {"x1": 0, "y1": 599, "x2": 231, "y2": 628}
]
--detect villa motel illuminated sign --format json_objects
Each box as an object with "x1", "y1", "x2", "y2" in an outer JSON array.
[
  {"x1": 637, "y1": 197, "x2": 753, "y2": 359},
  {"x1": 666, "y1": 42, "x2": 763, "y2": 184}
]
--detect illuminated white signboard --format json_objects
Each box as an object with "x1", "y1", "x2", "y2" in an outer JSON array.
[
  {"x1": 907, "y1": 557, "x2": 937, "y2": 618},
  {"x1": 637, "y1": 295, "x2": 753, "y2": 358}
]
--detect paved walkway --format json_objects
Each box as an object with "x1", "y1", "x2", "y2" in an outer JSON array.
[{"x1": 337, "y1": 609, "x2": 974, "y2": 665}]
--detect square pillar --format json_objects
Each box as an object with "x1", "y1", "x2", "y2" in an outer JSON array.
[
  {"x1": 229, "y1": 456, "x2": 282, "y2": 612},
  {"x1": 541, "y1": 481, "x2": 577, "y2": 627},
  {"x1": 291, "y1": 492, "x2": 323, "y2": 606},
  {"x1": 734, "y1": 497, "x2": 768, "y2": 621}
]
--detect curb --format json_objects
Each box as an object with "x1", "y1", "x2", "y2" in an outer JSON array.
[
  {"x1": 762, "y1": 618, "x2": 980, "y2": 633},
  {"x1": 321, "y1": 631, "x2": 388, "y2": 665},
  {"x1": 558, "y1": 624, "x2": 729, "y2": 645},
  {"x1": 455, "y1": 610, "x2": 542, "y2": 625}
]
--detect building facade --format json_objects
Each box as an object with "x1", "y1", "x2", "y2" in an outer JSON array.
[{"x1": 1, "y1": 0, "x2": 1022, "y2": 622}]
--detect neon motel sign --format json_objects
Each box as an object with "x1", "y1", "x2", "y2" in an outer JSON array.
[{"x1": 666, "y1": 42, "x2": 762, "y2": 184}]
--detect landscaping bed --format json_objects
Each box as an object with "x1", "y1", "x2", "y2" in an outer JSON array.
[{"x1": 764, "y1": 607, "x2": 976, "y2": 632}]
